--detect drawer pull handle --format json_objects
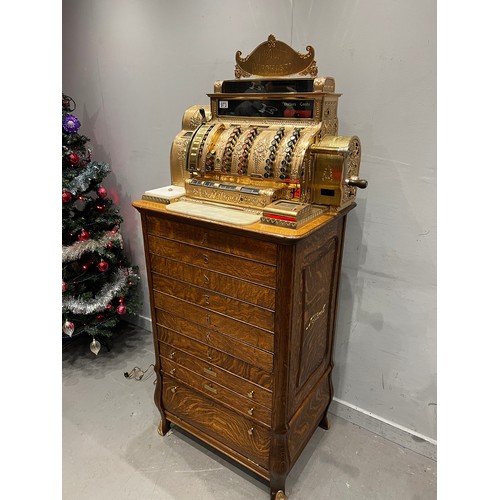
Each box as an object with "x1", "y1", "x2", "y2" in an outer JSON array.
[
  {"x1": 169, "y1": 351, "x2": 176, "y2": 359},
  {"x1": 247, "y1": 390, "x2": 255, "y2": 399},
  {"x1": 247, "y1": 408, "x2": 254, "y2": 416},
  {"x1": 207, "y1": 349, "x2": 212, "y2": 360},
  {"x1": 247, "y1": 427, "x2": 254, "y2": 436},
  {"x1": 169, "y1": 368, "x2": 176, "y2": 375},
  {"x1": 204, "y1": 383, "x2": 218, "y2": 394},
  {"x1": 171, "y1": 386, "x2": 178, "y2": 394},
  {"x1": 202, "y1": 254, "x2": 209, "y2": 264},
  {"x1": 203, "y1": 367, "x2": 217, "y2": 377},
  {"x1": 204, "y1": 294, "x2": 210, "y2": 305},
  {"x1": 203, "y1": 274, "x2": 210, "y2": 285}
]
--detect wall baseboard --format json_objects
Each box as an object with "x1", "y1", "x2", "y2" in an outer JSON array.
[
  {"x1": 127, "y1": 313, "x2": 152, "y2": 332},
  {"x1": 124, "y1": 317, "x2": 436, "y2": 461},
  {"x1": 329, "y1": 397, "x2": 437, "y2": 461}
]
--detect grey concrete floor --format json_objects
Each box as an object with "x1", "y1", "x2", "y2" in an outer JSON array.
[{"x1": 62, "y1": 324, "x2": 436, "y2": 500}]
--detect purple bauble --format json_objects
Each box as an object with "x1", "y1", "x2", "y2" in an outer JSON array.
[{"x1": 63, "y1": 114, "x2": 81, "y2": 134}]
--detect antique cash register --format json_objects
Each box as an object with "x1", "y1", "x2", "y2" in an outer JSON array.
[{"x1": 133, "y1": 35, "x2": 367, "y2": 500}]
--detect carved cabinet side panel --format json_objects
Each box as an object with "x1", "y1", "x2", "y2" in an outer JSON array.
[
  {"x1": 287, "y1": 217, "x2": 344, "y2": 418},
  {"x1": 297, "y1": 238, "x2": 337, "y2": 389}
]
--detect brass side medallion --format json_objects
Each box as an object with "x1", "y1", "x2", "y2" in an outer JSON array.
[{"x1": 235, "y1": 34, "x2": 317, "y2": 78}]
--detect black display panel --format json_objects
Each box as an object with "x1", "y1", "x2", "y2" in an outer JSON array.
[
  {"x1": 217, "y1": 98, "x2": 314, "y2": 118},
  {"x1": 221, "y1": 79, "x2": 315, "y2": 94}
]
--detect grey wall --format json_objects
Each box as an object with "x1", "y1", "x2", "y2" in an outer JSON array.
[{"x1": 63, "y1": 0, "x2": 436, "y2": 440}]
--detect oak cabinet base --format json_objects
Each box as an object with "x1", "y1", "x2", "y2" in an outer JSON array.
[{"x1": 133, "y1": 200, "x2": 350, "y2": 498}]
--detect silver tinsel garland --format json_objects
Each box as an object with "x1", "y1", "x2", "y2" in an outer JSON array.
[
  {"x1": 62, "y1": 231, "x2": 123, "y2": 263},
  {"x1": 67, "y1": 161, "x2": 110, "y2": 195},
  {"x1": 62, "y1": 266, "x2": 135, "y2": 314}
]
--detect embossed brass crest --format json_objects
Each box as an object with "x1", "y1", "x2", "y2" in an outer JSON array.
[{"x1": 235, "y1": 34, "x2": 318, "y2": 79}]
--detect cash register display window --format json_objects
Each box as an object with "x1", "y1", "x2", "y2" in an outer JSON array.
[
  {"x1": 217, "y1": 98, "x2": 314, "y2": 118},
  {"x1": 221, "y1": 79, "x2": 315, "y2": 94}
]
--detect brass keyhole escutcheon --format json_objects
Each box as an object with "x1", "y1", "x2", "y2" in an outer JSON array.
[
  {"x1": 169, "y1": 351, "x2": 176, "y2": 359},
  {"x1": 247, "y1": 390, "x2": 254, "y2": 399},
  {"x1": 248, "y1": 408, "x2": 254, "y2": 416},
  {"x1": 169, "y1": 368, "x2": 176, "y2": 376},
  {"x1": 247, "y1": 427, "x2": 254, "y2": 436},
  {"x1": 171, "y1": 386, "x2": 178, "y2": 394}
]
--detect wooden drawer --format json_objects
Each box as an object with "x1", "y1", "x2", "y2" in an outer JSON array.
[
  {"x1": 152, "y1": 273, "x2": 274, "y2": 331},
  {"x1": 157, "y1": 325, "x2": 273, "y2": 390},
  {"x1": 161, "y1": 357, "x2": 271, "y2": 427},
  {"x1": 162, "y1": 375, "x2": 271, "y2": 469},
  {"x1": 148, "y1": 235, "x2": 276, "y2": 287},
  {"x1": 154, "y1": 292, "x2": 274, "y2": 353},
  {"x1": 158, "y1": 340, "x2": 272, "y2": 407},
  {"x1": 150, "y1": 254, "x2": 275, "y2": 310},
  {"x1": 146, "y1": 215, "x2": 277, "y2": 265}
]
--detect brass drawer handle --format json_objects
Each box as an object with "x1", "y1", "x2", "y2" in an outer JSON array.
[
  {"x1": 202, "y1": 254, "x2": 209, "y2": 264},
  {"x1": 247, "y1": 427, "x2": 254, "y2": 436},
  {"x1": 204, "y1": 383, "x2": 218, "y2": 394},
  {"x1": 203, "y1": 367, "x2": 217, "y2": 377},
  {"x1": 247, "y1": 390, "x2": 254, "y2": 399},
  {"x1": 169, "y1": 351, "x2": 176, "y2": 359},
  {"x1": 169, "y1": 368, "x2": 176, "y2": 376},
  {"x1": 247, "y1": 408, "x2": 254, "y2": 416},
  {"x1": 171, "y1": 386, "x2": 178, "y2": 394}
]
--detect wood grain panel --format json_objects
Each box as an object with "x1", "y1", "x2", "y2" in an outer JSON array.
[
  {"x1": 146, "y1": 215, "x2": 277, "y2": 265},
  {"x1": 158, "y1": 340, "x2": 272, "y2": 407},
  {"x1": 161, "y1": 357, "x2": 272, "y2": 427},
  {"x1": 154, "y1": 291, "x2": 275, "y2": 351},
  {"x1": 150, "y1": 254, "x2": 275, "y2": 309},
  {"x1": 297, "y1": 239, "x2": 336, "y2": 388},
  {"x1": 157, "y1": 324, "x2": 273, "y2": 389},
  {"x1": 287, "y1": 373, "x2": 331, "y2": 465},
  {"x1": 148, "y1": 235, "x2": 276, "y2": 287},
  {"x1": 162, "y1": 375, "x2": 271, "y2": 468},
  {"x1": 152, "y1": 273, "x2": 274, "y2": 331}
]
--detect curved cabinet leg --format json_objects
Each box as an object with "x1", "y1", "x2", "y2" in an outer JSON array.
[
  {"x1": 319, "y1": 411, "x2": 330, "y2": 430},
  {"x1": 157, "y1": 417, "x2": 171, "y2": 436}
]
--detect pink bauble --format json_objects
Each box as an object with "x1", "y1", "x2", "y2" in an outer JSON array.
[{"x1": 116, "y1": 304, "x2": 127, "y2": 315}]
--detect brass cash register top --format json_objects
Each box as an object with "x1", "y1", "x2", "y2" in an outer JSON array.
[
  {"x1": 235, "y1": 34, "x2": 318, "y2": 78},
  {"x1": 163, "y1": 35, "x2": 367, "y2": 225}
]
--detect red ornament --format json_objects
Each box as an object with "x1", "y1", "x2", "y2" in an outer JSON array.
[
  {"x1": 96, "y1": 314, "x2": 105, "y2": 320},
  {"x1": 62, "y1": 191, "x2": 72, "y2": 203},
  {"x1": 98, "y1": 261, "x2": 109, "y2": 272},
  {"x1": 116, "y1": 304, "x2": 127, "y2": 315},
  {"x1": 97, "y1": 187, "x2": 108, "y2": 199},
  {"x1": 62, "y1": 281, "x2": 68, "y2": 292},
  {"x1": 68, "y1": 152, "x2": 79, "y2": 166},
  {"x1": 78, "y1": 230, "x2": 90, "y2": 241}
]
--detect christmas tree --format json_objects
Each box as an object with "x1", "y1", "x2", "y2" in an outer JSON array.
[{"x1": 62, "y1": 93, "x2": 140, "y2": 354}]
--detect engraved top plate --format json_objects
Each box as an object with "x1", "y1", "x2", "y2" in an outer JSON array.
[{"x1": 235, "y1": 35, "x2": 318, "y2": 79}]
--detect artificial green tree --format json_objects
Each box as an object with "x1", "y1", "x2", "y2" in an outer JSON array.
[{"x1": 62, "y1": 93, "x2": 140, "y2": 354}]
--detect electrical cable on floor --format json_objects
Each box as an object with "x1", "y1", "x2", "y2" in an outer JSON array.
[{"x1": 124, "y1": 363, "x2": 155, "y2": 382}]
